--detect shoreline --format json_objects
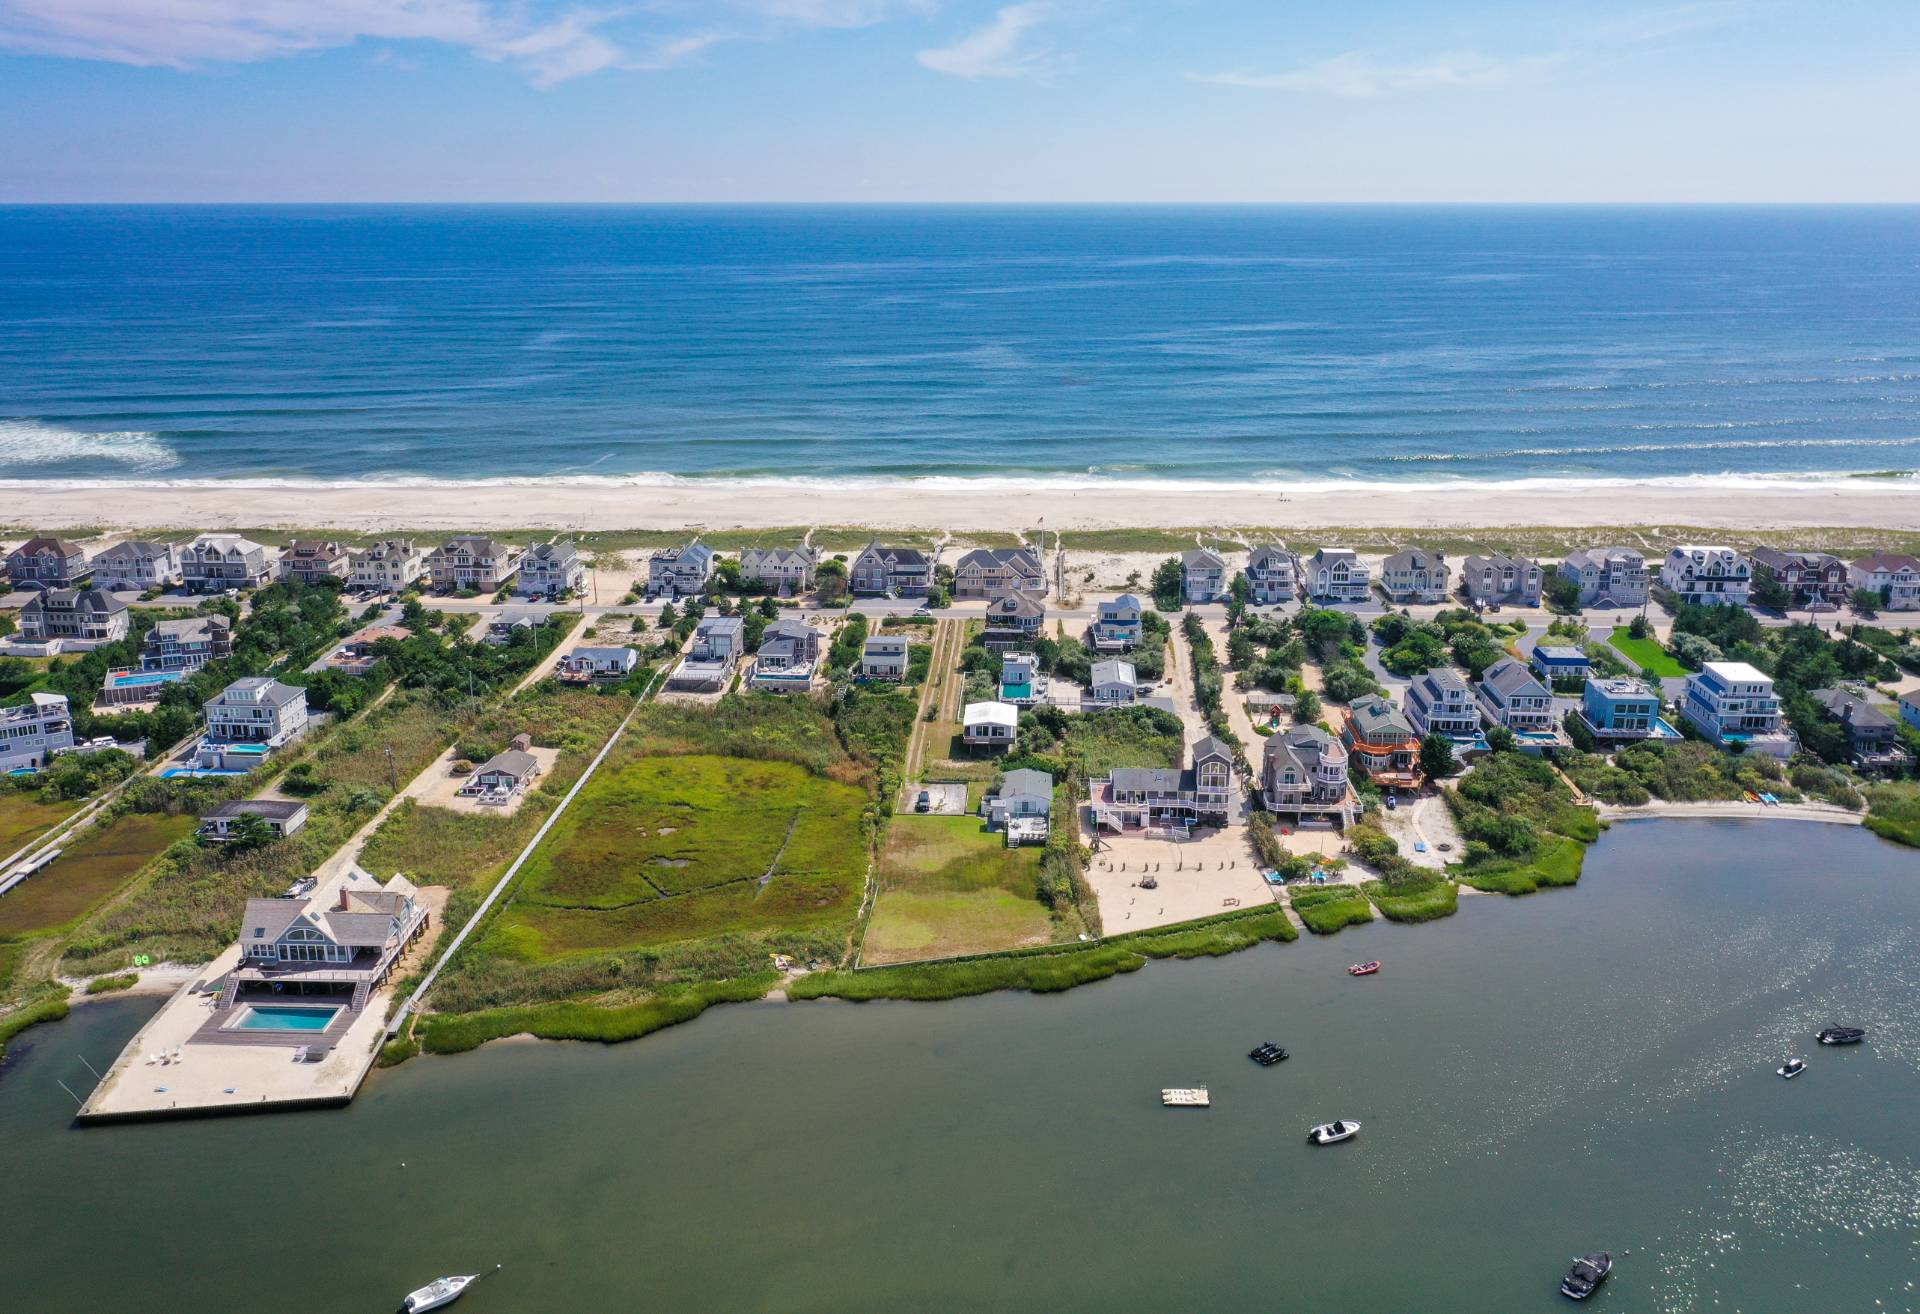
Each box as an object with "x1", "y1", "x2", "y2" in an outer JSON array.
[
  {"x1": 1598, "y1": 800, "x2": 1866, "y2": 826},
  {"x1": 7, "y1": 476, "x2": 1920, "y2": 534}
]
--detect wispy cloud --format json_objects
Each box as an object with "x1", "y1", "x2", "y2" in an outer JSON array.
[
  {"x1": 1190, "y1": 2, "x2": 1745, "y2": 99},
  {"x1": 917, "y1": 3, "x2": 1058, "y2": 80}
]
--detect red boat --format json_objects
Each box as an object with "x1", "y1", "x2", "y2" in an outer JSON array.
[{"x1": 1347, "y1": 961, "x2": 1381, "y2": 976}]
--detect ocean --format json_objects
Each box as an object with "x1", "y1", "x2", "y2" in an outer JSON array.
[{"x1": 2, "y1": 204, "x2": 1919, "y2": 491}]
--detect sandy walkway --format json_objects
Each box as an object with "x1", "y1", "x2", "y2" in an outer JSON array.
[
  {"x1": 11, "y1": 479, "x2": 1918, "y2": 534},
  {"x1": 1598, "y1": 800, "x2": 1866, "y2": 826}
]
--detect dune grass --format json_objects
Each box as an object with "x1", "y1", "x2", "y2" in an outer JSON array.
[
  {"x1": 417, "y1": 973, "x2": 779, "y2": 1053},
  {"x1": 1363, "y1": 878, "x2": 1460, "y2": 923},
  {"x1": 863, "y1": 814, "x2": 1051, "y2": 964},
  {"x1": 84, "y1": 972, "x2": 139, "y2": 994},
  {"x1": 0, "y1": 793, "x2": 80, "y2": 859},
  {"x1": 1288, "y1": 884, "x2": 1376, "y2": 935},
  {"x1": 1457, "y1": 835, "x2": 1588, "y2": 895},
  {"x1": 0, "y1": 813, "x2": 198, "y2": 940}
]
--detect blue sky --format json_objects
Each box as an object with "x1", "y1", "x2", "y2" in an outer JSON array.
[{"x1": 2, "y1": 1, "x2": 1917, "y2": 201}]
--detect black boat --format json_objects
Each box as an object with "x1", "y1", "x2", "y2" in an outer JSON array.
[
  {"x1": 1248, "y1": 1043, "x2": 1289, "y2": 1066},
  {"x1": 1817, "y1": 1025, "x2": 1866, "y2": 1046},
  {"x1": 1560, "y1": 1252, "x2": 1613, "y2": 1300}
]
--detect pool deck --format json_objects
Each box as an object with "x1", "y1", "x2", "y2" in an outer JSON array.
[{"x1": 77, "y1": 939, "x2": 392, "y2": 1122}]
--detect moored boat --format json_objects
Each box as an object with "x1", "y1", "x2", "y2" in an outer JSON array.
[
  {"x1": 1560, "y1": 1252, "x2": 1613, "y2": 1300},
  {"x1": 1162, "y1": 1087, "x2": 1210, "y2": 1107},
  {"x1": 1347, "y1": 961, "x2": 1381, "y2": 976},
  {"x1": 1249, "y1": 1042, "x2": 1288, "y2": 1066},
  {"x1": 1817, "y1": 1025, "x2": 1866, "y2": 1046},
  {"x1": 1777, "y1": 1057, "x2": 1806, "y2": 1078},
  {"x1": 400, "y1": 1266, "x2": 498, "y2": 1312},
  {"x1": 1307, "y1": 1119, "x2": 1359, "y2": 1144}
]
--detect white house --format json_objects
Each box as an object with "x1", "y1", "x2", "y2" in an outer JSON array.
[
  {"x1": 1306, "y1": 548, "x2": 1370, "y2": 604},
  {"x1": 1402, "y1": 666, "x2": 1483, "y2": 742},
  {"x1": 427, "y1": 536, "x2": 522, "y2": 592},
  {"x1": 1477, "y1": 657, "x2": 1557, "y2": 736},
  {"x1": 1089, "y1": 659, "x2": 1137, "y2": 705},
  {"x1": 954, "y1": 547, "x2": 1046, "y2": 600},
  {"x1": 91, "y1": 540, "x2": 180, "y2": 592},
  {"x1": 668, "y1": 615, "x2": 745, "y2": 690},
  {"x1": 751, "y1": 618, "x2": 821, "y2": 691},
  {"x1": 962, "y1": 701, "x2": 1019, "y2": 753},
  {"x1": 180, "y1": 534, "x2": 274, "y2": 593},
  {"x1": 985, "y1": 767, "x2": 1053, "y2": 842},
  {"x1": 1182, "y1": 547, "x2": 1228, "y2": 604},
  {"x1": 519, "y1": 541, "x2": 586, "y2": 597},
  {"x1": 557, "y1": 645, "x2": 637, "y2": 684},
  {"x1": 1245, "y1": 546, "x2": 1300, "y2": 605},
  {"x1": 199, "y1": 677, "x2": 309, "y2": 769},
  {"x1": 1849, "y1": 553, "x2": 1920, "y2": 612},
  {"x1": 0, "y1": 693, "x2": 75, "y2": 772},
  {"x1": 1561, "y1": 547, "x2": 1650, "y2": 608},
  {"x1": 1680, "y1": 661, "x2": 1794, "y2": 758},
  {"x1": 648, "y1": 540, "x2": 715, "y2": 599},
  {"x1": 1092, "y1": 594, "x2": 1144, "y2": 651},
  {"x1": 348, "y1": 538, "x2": 427, "y2": 592},
  {"x1": 1380, "y1": 548, "x2": 1451, "y2": 605},
  {"x1": 20, "y1": 588, "x2": 129, "y2": 643},
  {"x1": 740, "y1": 545, "x2": 818, "y2": 595},
  {"x1": 859, "y1": 634, "x2": 910, "y2": 681},
  {"x1": 1661, "y1": 545, "x2": 1751, "y2": 608},
  {"x1": 199, "y1": 799, "x2": 310, "y2": 843}
]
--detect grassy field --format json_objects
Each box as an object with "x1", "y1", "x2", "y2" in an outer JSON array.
[
  {"x1": 0, "y1": 813, "x2": 197, "y2": 940},
  {"x1": 489, "y1": 753, "x2": 870, "y2": 957},
  {"x1": 863, "y1": 814, "x2": 1052, "y2": 965},
  {"x1": 1608, "y1": 627, "x2": 1689, "y2": 677},
  {"x1": 0, "y1": 793, "x2": 80, "y2": 858}
]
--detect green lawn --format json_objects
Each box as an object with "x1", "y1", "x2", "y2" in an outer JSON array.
[
  {"x1": 0, "y1": 793, "x2": 79, "y2": 859},
  {"x1": 863, "y1": 814, "x2": 1052, "y2": 964},
  {"x1": 488, "y1": 753, "x2": 869, "y2": 959},
  {"x1": 1608, "y1": 627, "x2": 1688, "y2": 677}
]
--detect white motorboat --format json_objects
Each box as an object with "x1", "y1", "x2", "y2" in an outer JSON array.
[
  {"x1": 401, "y1": 1267, "x2": 496, "y2": 1312},
  {"x1": 1777, "y1": 1057, "x2": 1806, "y2": 1079},
  {"x1": 1308, "y1": 1119, "x2": 1360, "y2": 1144},
  {"x1": 1162, "y1": 1087, "x2": 1210, "y2": 1107}
]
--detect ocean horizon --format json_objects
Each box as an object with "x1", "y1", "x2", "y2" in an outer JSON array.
[{"x1": 4, "y1": 204, "x2": 1919, "y2": 489}]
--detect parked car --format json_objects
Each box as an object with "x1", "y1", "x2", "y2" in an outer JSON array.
[{"x1": 915, "y1": 790, "x2": 931, "y2": 813}]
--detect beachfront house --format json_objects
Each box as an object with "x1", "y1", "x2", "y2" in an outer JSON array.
[
  {"x1": 1380, "y1": 548, "x2": 1451, "y2": 605},
  {"x1": 1478, "y1": 658, "x2": 1557, "y2": 737},
  {"x1": 1341, "y1": 694, "x2": 1423, "y2": 789},
  {"x1": 20, "y1": 588, "x2": 129, "y2": 644},
  {"x1": 1578, "y1": 676, "x2": 1671, "y2": 743},
  {"x1": 198, "y1": 799, "x2": 310, "y2": 844},
  {"x1": 1403, "y1": 667, "x2": 1485, "y2": 748},
  {"x1": 427, "y1": 536, "x2": 522, "y2": 593},
  {"x1": 1306, "y1": 548, "x2": 1371, "y2": 604},
  {"x1": 983, "y1": 589, "x2": 1046, "y2": 646},
  {"x1": 1902, "y1": 691, "x2": 1920, "y2": 732},
  {"x1": 1679, "y1": 661, "x2": 1795, "y2": 759},
  {"x1": 739, "y1": 545, "x2": 818, "y2": 596},
  {"x1": 199, "y1": 677, "x2": 309, "y2": 769},
  {"x1": 1094, "y1": 736, "x2": 1235, "y2": 829},
  {"x1": 1750, "y1": 548, "x2": 1850, "y2": 610},
  {"x1": 1260, "y1": 724, "x2": 1356, "y2": 828},
  {"x1": 1461, "y1": 553, "x2": 1542, "y2": 608},
  {"x1": 5, "y1": 537, "x2": 90, "y2": 589},
  {"x1": 1849, "y1": 553, "x2": 1920, "y2": 611},
  {"x1": 276, "y1": 540, "x2": 350, "y2": 585},
  {"x1": 91, "y1": 540, "x2": 180, "y2": 592},
  {"x1": 962, "y1": 701, "x2": 1019, "y2": 754},
  {"x1": 180, "y1": 534, "x2": 275, "y2": 593},
  {"x1": 226, "y1": 864, "x2": 428, "y2": 1015},
  {"x1": 1000, "y1": 651, "x2": 1047, "y2": 705},
  {"x1": 1244, "y1": 546, "x2": 1301, "y2": 605},
  {"x1": 1529, "y1": 644, "x2": 1591, "y2": 687},
  {"x1": 326, "y1": 624, "x2": 410, "y2": 676},
  {"x1": 348, "y1": 538, "x2": 427, "y2": 593},
  {"x1": 556, "y1": 645, "x2": 638, "y2": 685},
  {"x1": 986, "y1": 768, "x2": 1054, "y2": 845},
  {"x1": 668, "y1": 615, "x2": 744, "y2": 691},
  {"x1": 519, "y1": 541, "x2": 587, "y2": 597},
  {"x1": 850, "y1": 542, "x2": 932, "y2": 597},
  {"x1": 1091, "y1": 594, "x2": 1144, "y2": 651},
  {"x1": 860, "y1": 635, "x2": 910, "y2": 682},
  {"x1": 1090, "y1": 659, "x2": 1137, "y2": 705},
  {"x1": 0, "y1": 693, "x2": 75, "y2": 772},
  {"x1": 1807, "y1": 689, "x2": 1910, "y2": 773},
  {"x1": 141, "y1": 615, "x2": 233, "y2": 672},
  {"x1": 954, "y1": 547, "x2": 1046, "y2": 600},
  {"x1": 1561, "y1": 547, "x2": 1650, "y2": 609},
  {"x1": 750, "y1": 618, "x2": 821, "y2": 691},
  {"x1": 1182, "y1": 547, "x2": 1228, "y2": 604},
  {"x1": 1660, "y1": 545, "x2": 1751, "y2": 608},
  {"x1": 647, "y1": 540, "x2": 714, "y2": 599}
]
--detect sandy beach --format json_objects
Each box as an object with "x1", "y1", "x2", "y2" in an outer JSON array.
[{"x1": 8, "y1": 478, "x2": 1920, "y2": 535}]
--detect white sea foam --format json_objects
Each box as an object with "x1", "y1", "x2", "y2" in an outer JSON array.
[{"x1": 0, "y1": 419, "x2": 181, "y2": 471}]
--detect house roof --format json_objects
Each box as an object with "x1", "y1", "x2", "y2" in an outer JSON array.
[
  {"x1": 697, "y1": 615, "x2": 745, "y2": 637},
  {"x1": 1750, "y1": 546, "x2": 1840, "y2": 571},
  {"x1": 1700, "y1": 660, "x2": 1770, "y2": 684},
  {"x1": 963, "y1": 701, "x2": 1018, "y2": 729},
  {"x1": 353, "y1": 537, "x2": 418, "y2": 558},
  {"x1": 1182, "y1": 547, "x2": 1226, "y2": 569},
  {"x1": 526, "y1": 541, "x2": 580, "y2": 564},
  {"x1": 284, "y1": 539, "x2": 347, "y2": 560},
  {"x1": 1463, "y1": 551, "x2": 1535, "y2": 573},
  {"x1": 11, "y1": 536, "x2": 85, "y2": 558},
  {"x1": 568, "y1": 645, "x2": 635, "y2": 664},
  {"x1": 1384, "y1": 547, "x2": 1446, "y2": 572},
  {"x1": 1000, "y1": 768, "x2": 1054, "y2": 799},
  {"x1": 987, "y1": 590, "x2": 1045, "y2": 619},
  {"x1": 1101, "y1": 593, "x2": 1142, "y2": 614},
  {"x1": 1110, "y1": 765, "x2": 1186, "y2": 793},
  {"x1": 204, "y1": 799, "x2": 309, "y2": 822},
  {"x1": 742, "y1": 545, "x2": 815, "y2": 567},
  {"x1": 956, "y1": 547, "x2": 1041, "y2": 572},
  {"x1": 1311, "y1": 547, "x2": 1358, "y2": 565},
  {"x1": 187, "y1": 533, "x2": 267, "y2": 556},
  {"x1": 209, "y1": 677, "x2": 304, "y2": 710},
  {"x1": 1482, "y1": 657, "x2": 1548, "y2": 699},
  {"x1": 1810, "y1": 688, "x2": 1894, "y2": 730},
  {"x1": 1347, "y1": 694, "x2": 1415, "y2": 741},
  {"x1": 1191, "y1": 734, "x2": 1232, "y2": 764},
  {"x1": 1852, "y1": 553, "x2": 1920, "y2": 572},
  {"x1": 860, "y1": 542, "x2": 929, "y2": 567},
  {"x1": 1092, "y1": 659, "x2": 1136, "y2": 686},
  {"x1": 1247, "y1": 545, "x2": 1297, "y2": 571},
  {"x1": 762, "y1": 617, "x2": 815, "y2": 643},
  {"x1": 95, "y1": 540, "x2": 172, "y2": 562},
  {"x1": 1564, "y1": 546, "x2": 1643, "y2": 568},
  {"x1": 1532, "y1": 645, "x2": 1588, "y2": 664},
  {"x1": 1415, "y1": 667, "x2": 1471, "y2": 696},
  {"x1": 27, "y1": 588, "x2": 125, "y2": 616},
  {"x1": 1266, "y1": 722, "x2": 1340, "y2": 772},
  {"x1": 150, "y1": 615, "x2": 229, "y2": 644},
  {"x1": 476, "y1": 748, "x2": 538, "y2": 779},
  {"x1": 863, "y1": 635, "x2": 909, "y2": 655}
]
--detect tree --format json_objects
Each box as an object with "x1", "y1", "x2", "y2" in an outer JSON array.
[
  {"x1": 1628, "y1": 613, "x2": 1652, "y2": 640},
  {"x1": 1751, "y1": 572, "x2": 1790, "y2": 611},
  {"x1": 758, "y1": 596, "x2": 780, "y2": 620},
  {"x1": 1292, "y1": 689, "x2": 1321, "y2": 724},
  {"x1": 221, "y1": 810, "x2": 279, "y2": 854},
  {"x1": 1228, "y1": 572, "x2": 1253, "y2": 607},
  {"x1": 1851, "y1": 587, "x2": 1883, "y2": 615},
  {"x1": 1420, "y1": 732, "x2": 1457, "y2": 779},
  {"x1": 815, "y1": 559, "x2": 849, "y2": 603},
  {"x1": 657, "y1": 602, "x2": 678, "y2": 631},
  {"x1": 1297, "y1": 608, "x2": 1353, "y2": 658},
  {"x1": 1150, "y1": 557, "x2": 1184, "y2": 611},
  {"x1": 1544, "y1": 570, "x2": 1582, "y2": 614},
  {"x1": 1486, "y1": 724, "x2": 1517, "y2": 754}
]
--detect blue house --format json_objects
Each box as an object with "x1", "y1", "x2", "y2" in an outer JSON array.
[
  {"x1": 1530, "y1": 645, "x2": 1592, "y2": 685},
  {"x1": 1578, "y1": 676, "x2": 1678, "y2": 743}
]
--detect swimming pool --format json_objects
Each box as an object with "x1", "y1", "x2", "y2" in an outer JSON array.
[{"x1": 228, "y1": 1004, "x2": 341, "y2": 1032}]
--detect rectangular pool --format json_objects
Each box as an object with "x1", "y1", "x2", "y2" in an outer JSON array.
[{"x1": 229, "y1": 1004, "x2": 341, "y2": 1032}]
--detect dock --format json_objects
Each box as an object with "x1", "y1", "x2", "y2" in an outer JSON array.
[{"x1": 1162, "y1": 1087, "x2": 1211, "y2": 1107}]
